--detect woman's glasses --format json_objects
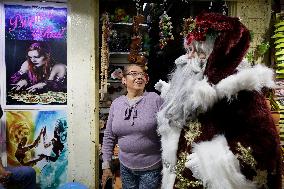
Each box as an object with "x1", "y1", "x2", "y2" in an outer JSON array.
[{"x1": 125, "y1": 72, "x2": 146, "y2": 77}]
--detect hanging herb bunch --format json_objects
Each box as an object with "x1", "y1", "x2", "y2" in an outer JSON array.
[
  {"x1": 100, "y1": 13, "x2": 110, "y2": 100},
  {"x1": 180, "y1": 17, "x2": 196, "y2": 37},
  {"x1": 159, "y1": 11, "x2": 174, "y2": 49}
]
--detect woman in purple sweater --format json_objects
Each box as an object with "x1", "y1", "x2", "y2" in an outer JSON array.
[{"x1": 101, "y1": 64, "x2": 163, "y2": 189}]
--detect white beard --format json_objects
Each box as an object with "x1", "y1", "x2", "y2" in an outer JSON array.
[
  {"x1": 162, "y1": 56, "x2": 205, "y2": 125},
  {"x1": 156, "y1": 55, "x2": 209, "y2": 189}
]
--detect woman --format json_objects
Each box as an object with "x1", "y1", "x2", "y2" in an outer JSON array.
[
  {"x1": 10, "y1": 42, "x2": 66, "y2": 93},
  {"x1": 101, "y1": 64, "x2": 163, "y2": 189}
]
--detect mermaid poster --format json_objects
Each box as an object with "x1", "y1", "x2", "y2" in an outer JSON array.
[
  {"x1": 6, "y1": 110, "x2": 67, "y2": 189},
  {"x1": 4, "y1": 4, "x2": 67, "y2": 105}
]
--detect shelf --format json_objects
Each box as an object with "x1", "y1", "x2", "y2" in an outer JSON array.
[
  {"x1": 112, "y1": 22, "x2": 148, "y2": 27},
  {"x1": 108, "y1": 79, "x2": 122, "y2": 83},
  {"x1": 110, "y1": 51, "x2": 148, "y2": 55},
  {"x1": 110, "y1": 52, "x2": 130, "y2": 55}
]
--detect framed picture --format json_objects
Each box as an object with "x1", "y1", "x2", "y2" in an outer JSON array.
[{"x1": 4, "y1": 4, "x2": 67, "y2": 106}]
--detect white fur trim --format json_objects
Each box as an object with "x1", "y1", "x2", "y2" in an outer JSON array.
[
  {"x1": 189, "y1": 77, "x2": 217, "y2": 113},
  {"x1": 157, "y1": 109, "x2": 181, "y2": 189},
  {"x1": 184, "y1": 64, "x2": 275, "y2": 113},
  {"x1": 216, "y1": 64, "x2": 275, "y2": 100},
  {"x1": 185, "y1": 135, "x2": 256, "y2": 189},
  {"x1": 161, "y1": 168, "x2": 176, "y2": 189}
]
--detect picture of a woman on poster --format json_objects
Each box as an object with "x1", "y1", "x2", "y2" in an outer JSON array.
[{"x1": 10, "y1": 42, "x2": 67, "y2": 93}]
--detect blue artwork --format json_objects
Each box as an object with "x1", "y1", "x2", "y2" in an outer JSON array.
[
  {"x1": 6, "y1": 110, "x2": 68, "y2": 189},
  {"x1": 35, "y1": 111, "x2": 68, "y2": 189},
  {"x1": 5, "y1": 4, "x2": 67, "y2": 41}
]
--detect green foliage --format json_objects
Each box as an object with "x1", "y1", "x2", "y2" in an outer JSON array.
[
  {"x1": 245, "y1": 41, "x2": 270, "y2": 64},
  {"x1": 268, "y1": 90, "x2": 280, "y2": 111},
  {"x1": 246, "y1": 51, "x2": 254, "y2": 63},
  {"x1": 249, "y1": 30, "x2": 254, "y2": 42},
  {"x1": 256, "y1": 42, "x2": 270, "y2": 55}
]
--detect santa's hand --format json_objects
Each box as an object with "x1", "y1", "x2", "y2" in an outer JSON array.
[
  {"x1": 175, "y1": 54, "x2": 188, "y2": 66},
  {"x1": 154, "y1": 80, "x2": 167, "y2": 92},
  {"x1": 155, "y1": 80, "x2": 170, "y2": 99}
]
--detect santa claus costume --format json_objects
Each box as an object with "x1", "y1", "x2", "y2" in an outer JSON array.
[{"x1": 155, "y1": 12, "x2": 282, "y2": 189}]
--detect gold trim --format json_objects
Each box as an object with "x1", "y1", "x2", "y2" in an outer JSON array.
[
  {"x1": 236, "y1": 142, "x2": 257, "y2": 169},
  {"x1": 175, "y1": 152, "x2": 203, "y2": 188},
  {"x1": 184, "y1": 121, "x2": 202, "y2": 146}
]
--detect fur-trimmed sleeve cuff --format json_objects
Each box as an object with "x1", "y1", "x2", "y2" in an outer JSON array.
[{"x1": 185, "y1": 135, "x2": 256, "y2": 189}]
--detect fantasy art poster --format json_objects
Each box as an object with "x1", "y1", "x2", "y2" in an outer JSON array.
[
  {"x1": 5, "y1": 4, "x2": 67, "y2": 105},
  {"x1": 6, "y1": 110, "x2": 67, "y2": 189}
]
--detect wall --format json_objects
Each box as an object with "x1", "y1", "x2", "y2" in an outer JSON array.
[
  {"x1": 67, "y1": 0, "x2": 99, "y2": 188},
  {"x1": 229, "y1": 0, "x2": 272, "y2": 64},
  {"x1": 237, "y1": 0, "x2": 272, "y2": 48}
]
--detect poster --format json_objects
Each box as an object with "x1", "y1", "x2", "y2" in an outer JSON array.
[
  {"x1": 6, "y1": 110, "x2": 67, "y2": 189},
  {"x1": 5, "y1": 4, "x2": 67, "y2": 105}
]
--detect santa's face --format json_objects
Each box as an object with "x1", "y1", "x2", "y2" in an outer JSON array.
[
  {"x1": 198, "y1": 52, "x2": 207, "y2": 69},
  {"x1": 186, "y1": 44, "x2": 196, "y2": 59}
]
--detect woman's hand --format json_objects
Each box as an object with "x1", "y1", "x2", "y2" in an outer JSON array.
[
  {"x1": 11, "y1": 79, "x2": 28, "y2": 91},
  {"x1": 26, "y1": 82, "x2": 46, "y2": 93},
  {"x1": 101, "y1": 168, "x2": 113, "y2": 188}
]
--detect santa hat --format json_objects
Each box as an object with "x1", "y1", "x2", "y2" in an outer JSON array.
[{"x1": 185, "y1": 12, "x2": 251, "y2": 84}]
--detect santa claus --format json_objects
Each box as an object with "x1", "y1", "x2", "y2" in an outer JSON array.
[{"x1": 155, "y1": 12, "x2": 282, "y2": 189}]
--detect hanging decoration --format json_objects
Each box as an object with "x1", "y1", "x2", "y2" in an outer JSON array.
[
  {"x1": 222, "y1": 1, "x2": 228, "y2": 15},
  {"x1": 128, "y1": 15, "x2": 147, "y2": 67},
  {"x1": 159, "y1": 0, "x2": 174, "y2": 49},
  {"x1": 208, "y1": 0, "x2": 228, "y2": 15},
  {"x1": 180, "y1": 17, "x2": 196, "y2": 37},
  {"x1": 100, "y1": 13, "x2": 110, "y2": 100},
  {"x1": 127, "y1": 0, "x2": 147, "y2": 68},
  {"x1": 209, "y1": 1, "x2": 213, "y2": 11},
  {"x1": 133, "y1": 0, "x2": 142, "y2": 15}
]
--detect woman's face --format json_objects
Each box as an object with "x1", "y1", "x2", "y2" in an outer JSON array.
[
  {"x1": 122, "y1": 65, "x2": 148, "y2": 92},
  {"x1": 28, "y1": 50, "x2": 45, "y2": 67}
]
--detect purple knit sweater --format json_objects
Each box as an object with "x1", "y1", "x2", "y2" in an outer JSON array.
[{"x1": 102, "y1": 92, "x2": 163, "y2": 169}]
